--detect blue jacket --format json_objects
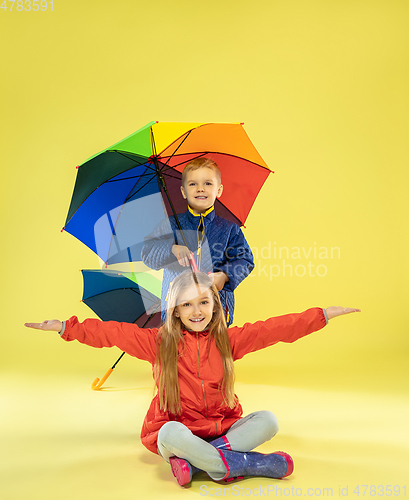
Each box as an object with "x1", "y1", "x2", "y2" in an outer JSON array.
[{"x1": 141, "y1": 207, "x2": 254, "y2": 326}]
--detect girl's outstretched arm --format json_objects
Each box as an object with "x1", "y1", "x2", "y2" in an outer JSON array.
[
  {"x1": 229, "y1": 306, "x2": 361, "y2": 361},
  {"x1": 25, "y1": 320, "x2": 63, "y2": 332},
  {"x1": 25, "y1": 316, "x2": 158, "y2": 363},
  {"x1": 325, "y1": 307, "x2": 361, "y2": 320}
]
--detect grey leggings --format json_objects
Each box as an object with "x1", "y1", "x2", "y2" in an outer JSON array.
[{"x1": 157, "y1": 411, "x2": 279, "y2": 480}]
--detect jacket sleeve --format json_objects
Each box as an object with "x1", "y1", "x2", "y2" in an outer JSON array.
[
  {"x1": 228, "y1": 308, "x2": 328, "y2": 361},
  {"x1": 214, "y1": 224, "x2": 254, "y2": 291},
  {"x1": 61, "y1": 316, "x2": 158, "y2": 363},
  {"x1": 141, "y1": 218, "x2": 178, "y2": 270}
]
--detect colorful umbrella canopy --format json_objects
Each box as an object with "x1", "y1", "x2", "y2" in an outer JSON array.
[
  {"x1": 63, "y1": 122, "x2": 271, "y2": 266},
  {"x1": 81, "y1": 269, "x2": 162, "y2": 327},
  {"x1": 82, "y1": 268, "x2": 163, "y2": 390}
]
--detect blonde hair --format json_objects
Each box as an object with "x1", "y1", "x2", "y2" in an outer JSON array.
[
  {"x1": 154, "y1": 271, "x2": 237, "y2": 415},
  {"x1": 181, "y1": 157, "x2": 221, "y2": 187}
]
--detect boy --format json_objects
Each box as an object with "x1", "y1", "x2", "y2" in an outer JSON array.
[{"x1": 141, "y1": 157, "x2": 254, "y2": 326}]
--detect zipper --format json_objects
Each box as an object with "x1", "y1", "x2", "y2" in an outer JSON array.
[
  {"x1": 196, "y1": 333, "x2": 208, "y2": 419},
  {"x1": 196, "y1": 215, "x2": 205, "y2": 270}
]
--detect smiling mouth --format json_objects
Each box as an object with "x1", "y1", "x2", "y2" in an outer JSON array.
[
  {"x1": 190, "y1": 318, "x2": 204, "y2": 323},
  {"x1": 195, "y1": 196, "x2": 207, "y2": 199}
]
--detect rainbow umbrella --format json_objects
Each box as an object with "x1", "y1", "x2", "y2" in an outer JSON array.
[
  {"x1": 81, "y1": 269, "x2": 162, "y2": 389},
  {"x1": 63, "y1": 122, "x2": 272, "y2": 266}
]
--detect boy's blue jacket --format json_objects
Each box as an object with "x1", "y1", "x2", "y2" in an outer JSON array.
[{"x1": 141, "y1": 206, "x2": 254, "y2": 326}]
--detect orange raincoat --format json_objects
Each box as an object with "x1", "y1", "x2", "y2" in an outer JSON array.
[{"x1": 62, "y1": 307, "x2": 327, "y2": 454}]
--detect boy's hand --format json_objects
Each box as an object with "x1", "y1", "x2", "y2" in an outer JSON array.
[
  {"x1": 171, "y1": 245, "x2": 192, "y2": 267},
  {"x1": 24, "y1": 320, "x2": 63, "y2": 332},
  {"x1": 325, "y1": 307, "x2": 361, "y2": 320},
  {"x1": 208, "y1": 272, "x2": 229, "y2": 291}
]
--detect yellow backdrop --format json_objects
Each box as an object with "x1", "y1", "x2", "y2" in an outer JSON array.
[{"x1": 1, "y1": 1, "x2": 408, "y2": 499}]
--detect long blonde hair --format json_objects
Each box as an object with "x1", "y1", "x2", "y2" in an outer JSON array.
[{"x1": 154, "y1": 271, "x2": 237, "y2": 415}]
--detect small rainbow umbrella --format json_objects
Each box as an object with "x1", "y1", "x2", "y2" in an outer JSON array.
[{"x1": 81, "y1": 269, "x2": 162, "y2": 389}]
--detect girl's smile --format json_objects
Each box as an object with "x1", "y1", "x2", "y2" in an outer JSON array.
[{"x1": 174, "y1": 285, "x2": 215, "y2": 332}]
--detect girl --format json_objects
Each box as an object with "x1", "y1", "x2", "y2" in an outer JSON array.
[{"x1": 25, "y1": 271, "x2": 360, "y2": 486}]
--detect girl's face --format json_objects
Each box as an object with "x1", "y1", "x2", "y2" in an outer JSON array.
[{"x1": 174, "y1": 285, "x2": 215, "y2": 332}]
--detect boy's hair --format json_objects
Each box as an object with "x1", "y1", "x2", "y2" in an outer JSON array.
[
  {"x1": 181, "y1": 157, "x2": 221, "y2": 186},
  {"x1": 154, "y1": 271, "x2": 236, "y2": 415}
]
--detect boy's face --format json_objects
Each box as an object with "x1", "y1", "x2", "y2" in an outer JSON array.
[
  {"x1": 174, "y1": 285, "x2": 215, "y2": 332},
  {"x1": 181, "y1": 167, "x2": 223, "y2": 214}
]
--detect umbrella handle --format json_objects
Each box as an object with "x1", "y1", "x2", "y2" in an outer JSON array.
[
  {"x1": 91, "y1": 368, "x2": 113, "y2": 390},
  {"x1": 189, "y1": 254, "x2": 199, "y2": 273}
]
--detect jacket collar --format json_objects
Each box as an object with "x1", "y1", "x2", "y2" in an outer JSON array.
[
  {"x1": 182, "y1": 327, "x2": 210, "y2": 336},
  {"x1": 187, "y1": 205, "x2": 216, "y2": 224}
]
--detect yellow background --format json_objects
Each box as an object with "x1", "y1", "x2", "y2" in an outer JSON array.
[{"x1": 1, "y1": 1, "x2": 408, "y2": 499}]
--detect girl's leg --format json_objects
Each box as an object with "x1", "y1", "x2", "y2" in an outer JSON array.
[
  {"x1": 157, "y1": 421, "x2": 227, "y2": 480},
  {"x1": 209, "y1": 412, "x2": 290, "y2": 482},
  {"x1": 224, "y1": 410, "x2": 279, "y2": 452},
  {"x1": 158, "y1": 414, "x2": 291, "y2": 484}
]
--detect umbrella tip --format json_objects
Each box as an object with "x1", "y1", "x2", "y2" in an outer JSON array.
[
  {"x1": 156, "y1": 121, "x2": 159, "y2": 123},
  {"x1": 240, "y1": 122, "x2": 244, "y2": 125},
  {"x1": 76, "y1": 165, "x2": 80, "y2": 169},
  {"x1": 61, "y1": 228, "x2": 64, "y2": 232}
]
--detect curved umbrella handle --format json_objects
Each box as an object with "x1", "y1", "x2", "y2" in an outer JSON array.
[
  {"x1": 189, "y1": 254, "x2": 199, "y2": 272},
  {"x1": 91, "y1": 368, "x2": 113, "y2": 390},
  {"x1": 91, "y1": 352, "x2": 125, "y2": 390}
]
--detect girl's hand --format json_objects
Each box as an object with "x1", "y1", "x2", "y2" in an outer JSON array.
[
  {"x1": 24, "y1": 320, "x2": 63, "y2": 332},
  {"x1": 325, "y1": 307, "x2": 361, "y2": 320}
]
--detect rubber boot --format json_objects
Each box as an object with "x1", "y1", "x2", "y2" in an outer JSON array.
[
  {"x1": 170, "y1": 457, "x2": 201, "y2": 486},
  {"x1": 214, "y1": 449, "x2": 294, "y2": 482},
  {"x1": 169, "y1": 435, "x2": 231, "y2": 486}
]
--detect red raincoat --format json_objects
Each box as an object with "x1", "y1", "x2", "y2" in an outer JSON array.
[{"x1": 62, "y1": 307, "x2": 327, "y2": 454}]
